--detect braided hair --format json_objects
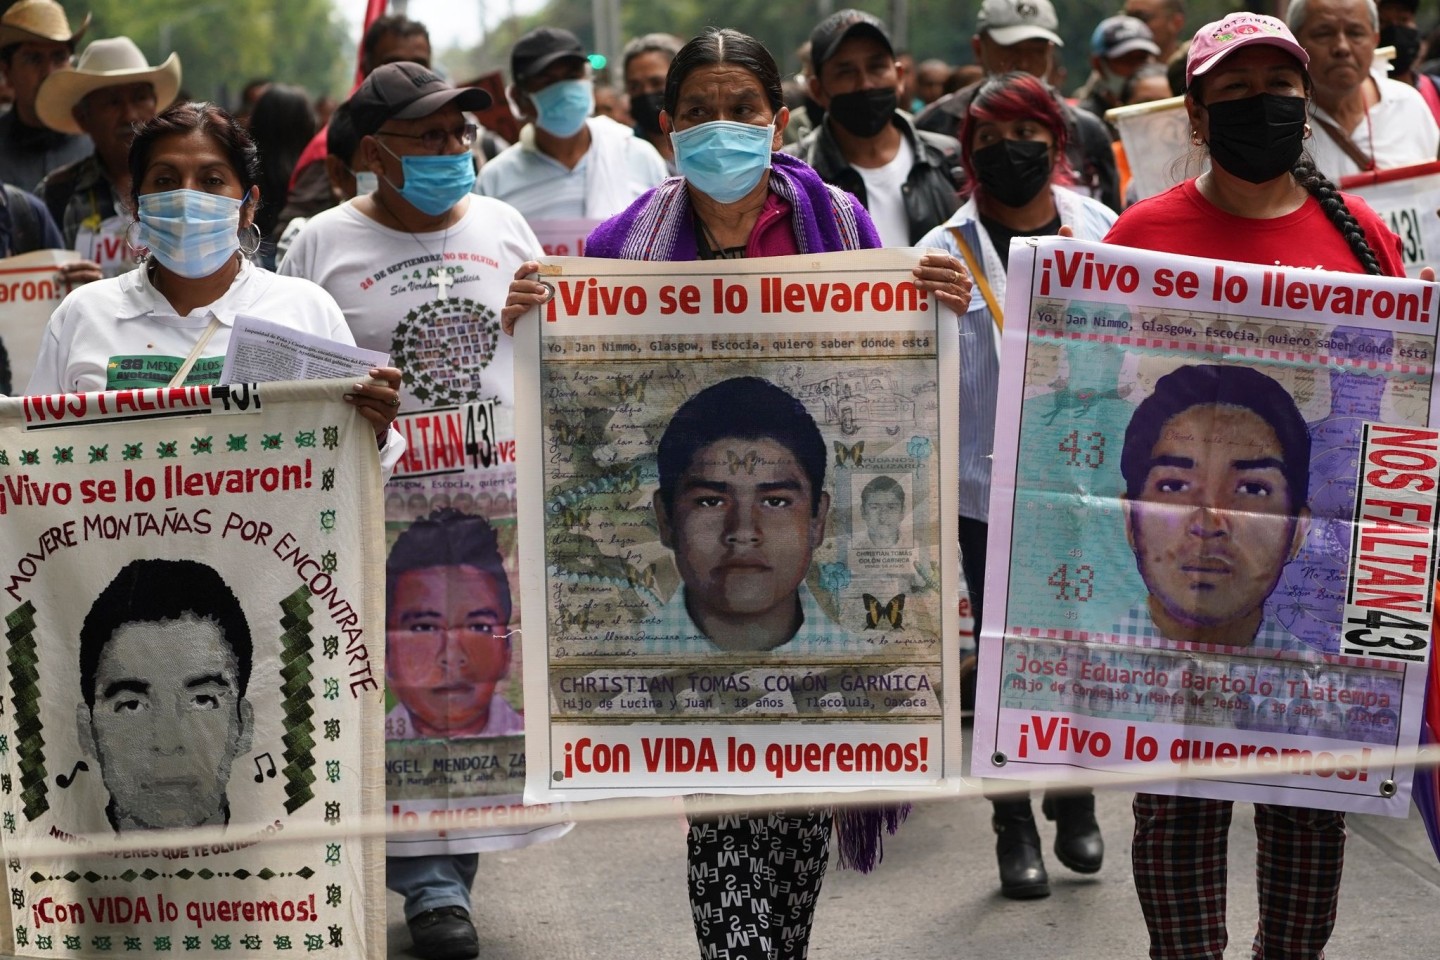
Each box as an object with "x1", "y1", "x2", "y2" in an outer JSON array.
[{"x1": 1289, "y1": 154, "x2": 1383, "y2": 276}]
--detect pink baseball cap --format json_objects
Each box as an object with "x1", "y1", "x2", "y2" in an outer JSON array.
[{"x1": 1185, "y1": 13, "x2": 1309, "y2": 88}]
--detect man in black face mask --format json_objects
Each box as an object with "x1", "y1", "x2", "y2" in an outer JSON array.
[
  {"x1": 788, "y1": 9, "x2": 961, "y2": 246},
  {"x1": 622, "y1": 32, "x2": 682, "y2": 170},
  {"x1": 1378, "y1": 0, "x2": 1440, "y2": 124}
]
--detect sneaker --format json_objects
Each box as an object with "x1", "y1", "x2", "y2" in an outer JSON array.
[{"x1": 408, "y1": 906, "x2": 479, "y2": 960}]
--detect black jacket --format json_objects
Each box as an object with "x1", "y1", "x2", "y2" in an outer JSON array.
[
  {"x1": 916, "y1": 82, "x2": 1122, "y2": 213},
  {"x1": 789, "y1": 113, "x2": 962, "y2": 244}
]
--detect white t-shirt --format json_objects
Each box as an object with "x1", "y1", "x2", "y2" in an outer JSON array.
[
  {"x1": 476, "y1": 115, "x2": 667, "y2": 222},
  {"x1": 1309, "y1": 72, "x2": 1440, "y2": 180},
  {"x1": 854, "y1": 136, "x2": 915, "y2": 247},
  {"x1": 28, "y1": 259, "x2": 350, "y2": 395},
  {"x1": 279, "y1": 195, "x2": 540, "y2": 413}
]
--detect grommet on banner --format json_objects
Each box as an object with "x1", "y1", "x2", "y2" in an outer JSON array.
[
  {"x1": 991, "y1": 751, "x2": 1007, "y2": 766},
  {"x1": 537, "y1": 280, "x2": 555, "y2": 303},
  {"x1": 553, "y1": 770, "x2": 564, "y2": 781},
  {"x1": 1380, "y1": 779, "x2": 1397, "y2": 797}
]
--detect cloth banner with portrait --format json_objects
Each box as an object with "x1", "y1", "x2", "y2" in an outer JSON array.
[
  {"x1": 973, "y1": 236, "x2": 1437, "y2": 815},
  {"x1": 0, "y1": 379, "x2": 385, "y2": 957},
  {"x1": 515, "y1": 250, "x2": 964, "y2": 800},
  {"x1": 381, "y1": 285, "x2": 569, "y2": 857}
]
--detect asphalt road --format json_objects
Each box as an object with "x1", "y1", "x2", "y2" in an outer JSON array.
[{"x1": 385, "y1": 778, "x2": 1440, "y2": 958}]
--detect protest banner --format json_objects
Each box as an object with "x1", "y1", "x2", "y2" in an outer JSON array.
[
  {"x1": 382, "y1": 394, "x2": 572, "y2": 854},
  {"x1": 1340, "y1": 161, "x2": 1440, "y2": 279},
  {"x1": 0, "y1": 379, "x2": 385, "y2": 957},
  {"x1": 529, "y1": 219, "x2": 601, "y2": 260},
  {"x1": 514, "y1": 250, "x2": 963, "y2": 800},
  {"x1": 972, "y1": 236, "x2": 1436, "y2": 815},
  {"x1": 0, "y1": 250, "x2": 75, "y2": 396},
  {"x1": 377, "y1": 265, "x2": 569, "y2": 856}
]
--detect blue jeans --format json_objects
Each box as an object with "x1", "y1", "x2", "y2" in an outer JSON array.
[{"x1": 386, "y1": 854, "x2": 478, "y2": 921}]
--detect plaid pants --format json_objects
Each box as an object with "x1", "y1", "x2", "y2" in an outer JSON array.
[
  {"x1": 687, "y1": 809, "x2": 832, "y2": 960},
  {"x1": 1132, "y1": 793, "x2": 1346, "y2": 960}
]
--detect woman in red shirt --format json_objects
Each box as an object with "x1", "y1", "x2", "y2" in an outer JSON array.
[{"x1": 1105, "y1": 12, "x2": 1419, "y2": 960}]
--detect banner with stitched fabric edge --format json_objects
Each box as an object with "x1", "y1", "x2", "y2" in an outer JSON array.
[
  {"x1": 973, "y1": 236, "x2": 1437, "y2": 816},
  {"x1": 0, "y1": 379, "x2": 384, "y2": 958},
  {"x1": 515, "y1": 249, "x2": 963, "y2": 801}
]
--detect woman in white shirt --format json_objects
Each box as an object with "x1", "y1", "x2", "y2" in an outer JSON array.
[{"x1": 28, "y1": 101, "x2": 402, "y2": 446}]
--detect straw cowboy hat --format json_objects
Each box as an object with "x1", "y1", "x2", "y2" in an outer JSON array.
[
  {"x1": 0, "y1": 0, "x2": 91, "y2": 50},
  {"x1": 36, "y1": 37, "x2": 180, "y2": 134}
]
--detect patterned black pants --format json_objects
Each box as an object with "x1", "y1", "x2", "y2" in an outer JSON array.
[{"x1": 686, "y1": 808, "x2": 833, "y2": 960}]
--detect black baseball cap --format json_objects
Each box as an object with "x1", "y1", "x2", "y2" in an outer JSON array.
[
  {"x1": 348, "y1": 62, "x2": 492, "y2": 138},
  {"x1": 511, "y1": 27, "x2": 587, "y2": 83},
  {"x1": 810, "y1": 9, "x2": 894, "y2": 76}
]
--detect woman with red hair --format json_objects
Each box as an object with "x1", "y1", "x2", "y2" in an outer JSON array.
[{"x1": 917, "y1": 70, "x2": 1116, "y2": 901}]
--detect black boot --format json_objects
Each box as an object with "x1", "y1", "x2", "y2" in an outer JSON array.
[
  {"x1": 1041, "y1": 789, "x2": 1104, "y2": 874},
  {"x1": 992, "y1": 799, "x2": 1050, "y2": 899}
]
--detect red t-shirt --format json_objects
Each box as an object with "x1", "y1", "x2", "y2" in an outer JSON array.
[{"x1": 1105, "y1": 178, "x2": 1405, "y2": 278}]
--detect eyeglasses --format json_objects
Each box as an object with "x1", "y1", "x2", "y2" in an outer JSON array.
[{"x1": 374, "y1": 122, "x2": 478, "y2": 153}]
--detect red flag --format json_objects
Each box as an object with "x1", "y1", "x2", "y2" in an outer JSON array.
[{"x1": 355, "y1": 0, "x2": 390, "y2": 87}]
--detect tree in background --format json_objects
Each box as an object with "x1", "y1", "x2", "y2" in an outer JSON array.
[
  {"x1": 443, "y1": 0, "x2": 1258, "y2": 98},
  {"x1": 49, "y1": 0, "x2": 350, "y2": 106}
]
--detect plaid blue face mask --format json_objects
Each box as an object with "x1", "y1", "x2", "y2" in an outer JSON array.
[{"x1": 137, "y1": 189, "x2": 245, "y2": 279}]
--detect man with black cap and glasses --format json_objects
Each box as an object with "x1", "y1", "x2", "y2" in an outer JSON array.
[
  {"x1": 916, "y1": 0, "x2": 1121, "y2": 211},
  {"x1": 0, "y1": 0, "x2": 92, "y2": 190},
  {"x1": 789, "y1": 9, "x2": 961, "y2": 246},
  {"x1": 280, "y1": 62, "x2": 545, "y2": 960},
  {"x1": 477, "y1": 26, "x2": 666, "y2": 222}
]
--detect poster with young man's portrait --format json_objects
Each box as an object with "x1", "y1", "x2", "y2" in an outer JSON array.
[
  {"x1": 974, "y1": 237, "x2": 1438, "y2": 816},
  {"x1": 0, "y1": 381, "x2": 385, "y2": 957},
  {"x1": 382, "y1": 352, "x2": 569, "y2": 856},
  {"x1": 514, "y1": 251, "x2": 964, "y2": 800}
]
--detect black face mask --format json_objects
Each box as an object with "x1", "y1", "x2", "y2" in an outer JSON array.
[
  {"x1": 972, "y1": 138, "x2": 1052, "y2": 208},
  {"x1": 631, "y1": 91, "x2": 665, "y2": 137},
  {"x1": 1205, "y1": 93, "x2": 1307, "y2": 184},
  {"x1": 1379, "y1": 23, "x2": 1423, "y2": 75},
  {"x1": 826, "y1": 87, "x2": 898, "y2": 138}
]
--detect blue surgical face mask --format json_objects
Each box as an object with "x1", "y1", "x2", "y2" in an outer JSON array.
[
  {"x1": 137, "y1": 188, "x2": 244, "y2": 279},
  {"x1": 531, "y1": 78, "x2": 594, "y2": 138},
  {"x1": 670, "y1": 120, "x2": 775, "y2": 204},
  {"x1": 377, "y1": 141, "x2": 477, "y2": 216}
]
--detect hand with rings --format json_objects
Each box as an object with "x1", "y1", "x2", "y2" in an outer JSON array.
[
  {"x1": 913, "y1": 251, "x2": 973, "y2": 317},
  {"x1": 345, "y1": 365, "x2": 405, "y2": 440},
  {"x1": 502, "y1": 259, "x2": 549, "y2": 336}
]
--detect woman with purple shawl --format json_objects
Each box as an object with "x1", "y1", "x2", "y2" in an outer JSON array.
[{"x1": 504, "y1": 27, "x2": 970, "y2": 960}]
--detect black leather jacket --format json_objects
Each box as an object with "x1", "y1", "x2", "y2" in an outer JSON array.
[{"x1": 790, "y1": 112, "x2": 962, "y2": 244}]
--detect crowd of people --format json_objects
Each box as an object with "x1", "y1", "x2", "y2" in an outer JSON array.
[{"x1": 0, "y1": 0, "x2": 1436, "y2": 957}]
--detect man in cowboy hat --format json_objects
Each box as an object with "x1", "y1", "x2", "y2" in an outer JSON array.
[
  {"x1": 0, "y1": 0, "x2": 92, "y2": 190},
  {"x1": 36, "y1": 36, "x2": 180, "y2": 278}
]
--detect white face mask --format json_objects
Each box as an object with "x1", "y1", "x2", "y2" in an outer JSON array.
[{"x1": 352, "y1": 169, "x2": 379, "y2": 197}]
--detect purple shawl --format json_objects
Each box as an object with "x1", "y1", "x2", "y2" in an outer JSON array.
[{"x1": 586, "y1": 151, "x2": 881, "y2": 260}]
